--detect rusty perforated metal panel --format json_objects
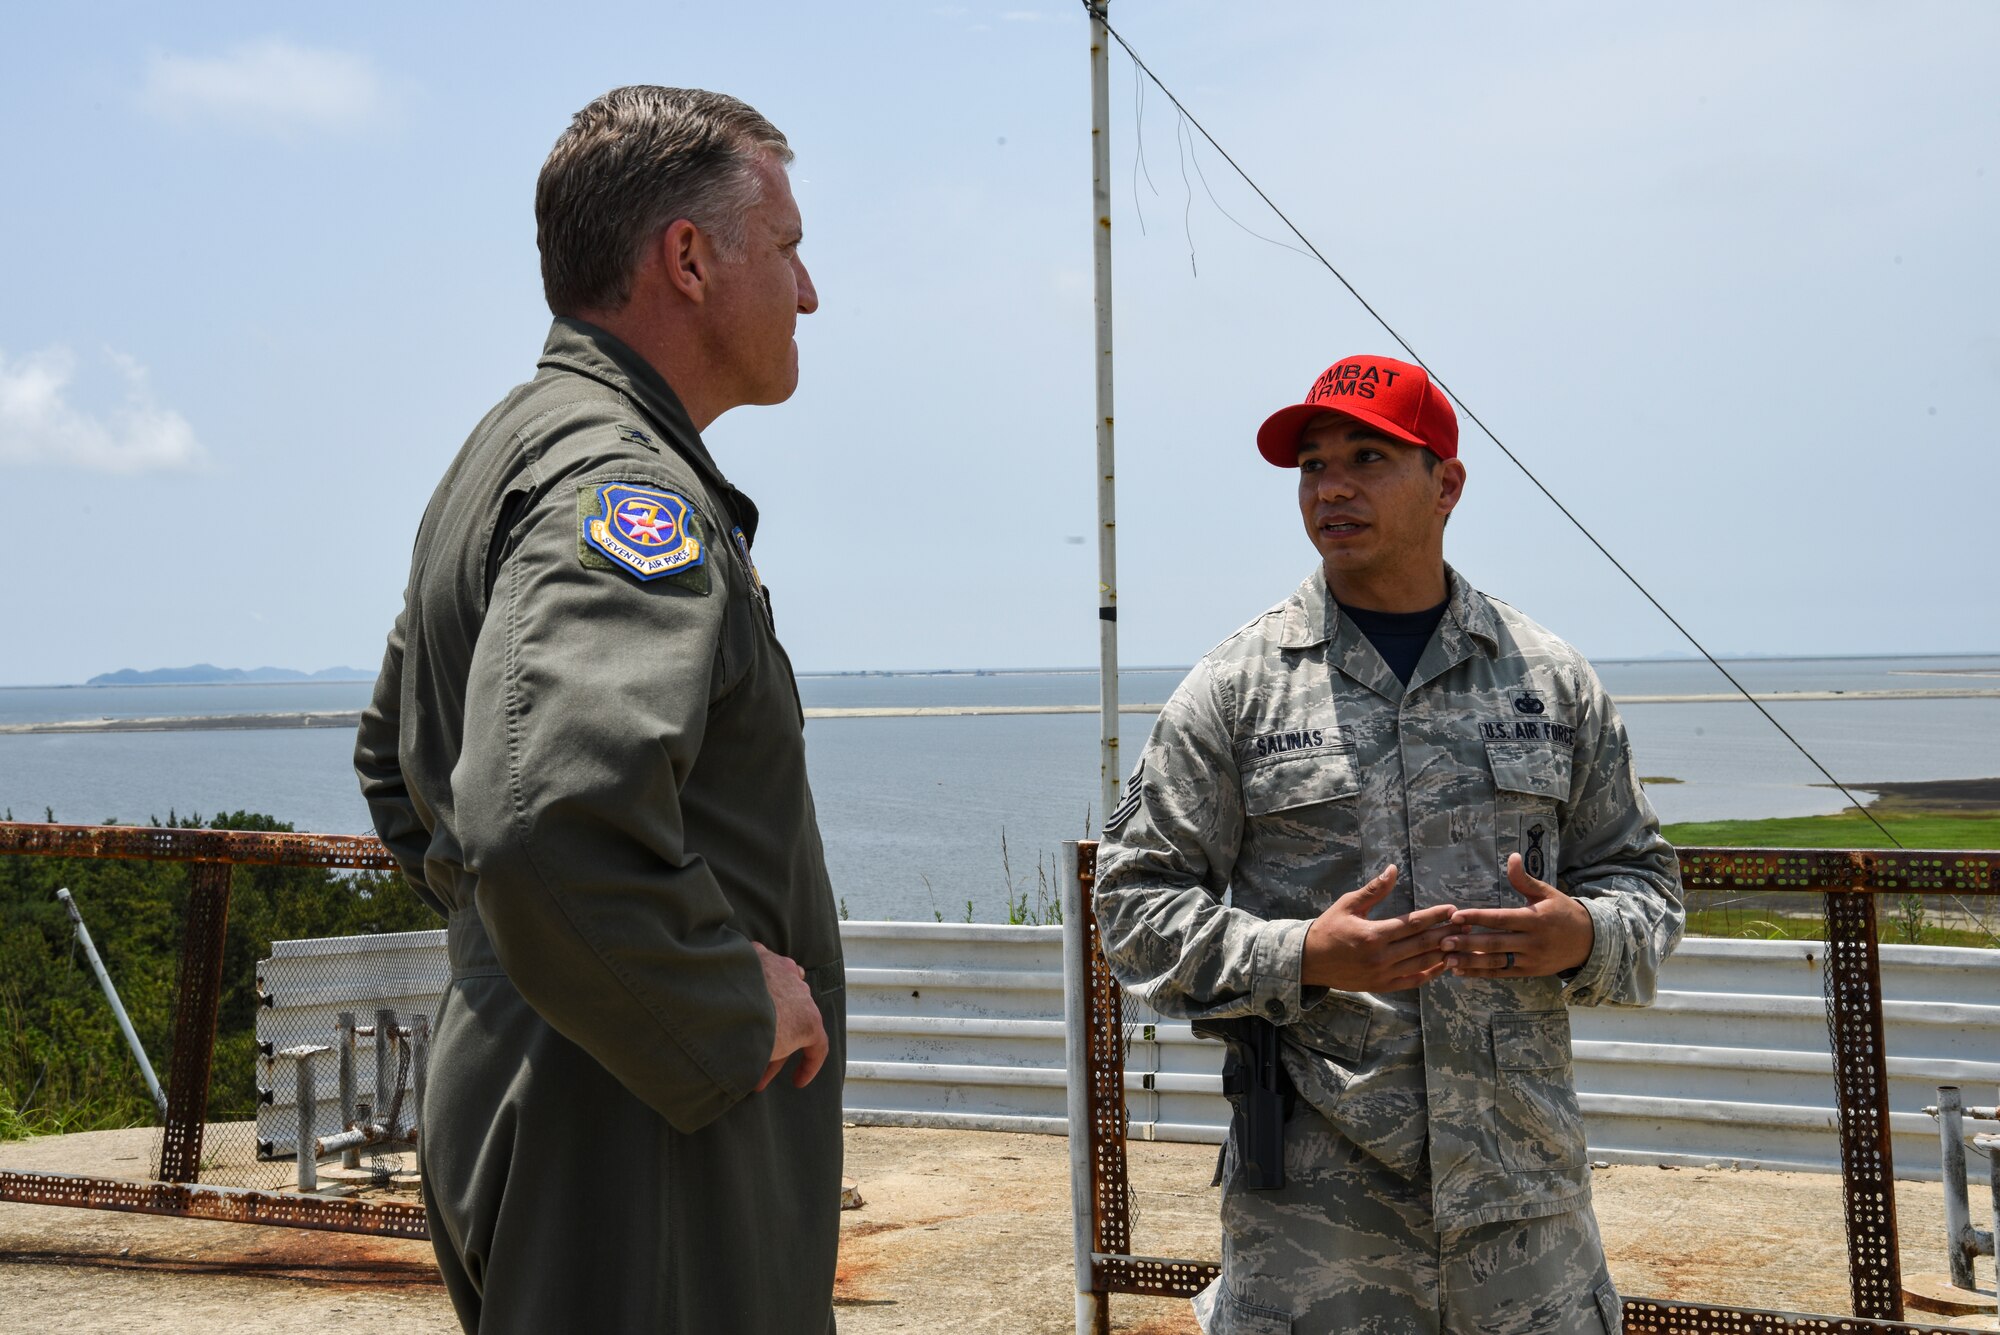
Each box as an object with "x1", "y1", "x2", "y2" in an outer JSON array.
[
  {"x1": 0, "y1": 1170, "x2": 427, "y2": 1239},
  {"x1": 1093, "y1": 1253, "x2": 1218, "y2": 1298},
  {"x1": 1676, "y1": 849, "x2": 1996, "y2": 894},
  {"x1": 3, "y1": 816, "x2": 1999, "y2": 1284},
  {"x1": 1077, "y1": 850, "x2": 1137, "y2": 1273},
  {"x1": 158, "y1": 861, "x2": 232, "y2": 1183},
  {"x1": 1824, "y1": 890, "x2": 1903, "y2": 1322},
  {"x1": 1624, "y1": 1298, "x2": 1978, "y2": 1334},
  {"x1": 0, "y1": 822, "x2": 398, "y2": 870}
]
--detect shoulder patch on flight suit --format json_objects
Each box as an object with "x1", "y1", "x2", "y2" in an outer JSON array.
[
  {"x1": 576, "y1": 482, "x2": 710, "y2": 592},
  {"x1": 616, "y1": 424, "x2": 657, "y2": 451}
]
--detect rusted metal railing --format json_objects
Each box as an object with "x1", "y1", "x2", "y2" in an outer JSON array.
[
  {"x1": 1063, "y1": 841, "x2": 2000, "y2": 1335},
  {"x1": 6, "y1": 811, "x2": 1999, "y2": 1327},
  {"x1": 0, "y1": 822, "x2": 424, "y2": 1239}
]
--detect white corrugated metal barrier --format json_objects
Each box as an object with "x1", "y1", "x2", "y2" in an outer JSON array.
[{"x1": 257, "y1": 924, "x2": 1999, "y2": 1179}]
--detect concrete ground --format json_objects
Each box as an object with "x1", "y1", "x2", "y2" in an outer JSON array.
[{"x1": 0, "y1": 1124, "x2": 1993, "y2": 1333}]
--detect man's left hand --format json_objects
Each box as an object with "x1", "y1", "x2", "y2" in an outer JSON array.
[{"x1": 1440, "y1": 853, "x2": 1593, "y2": 978}]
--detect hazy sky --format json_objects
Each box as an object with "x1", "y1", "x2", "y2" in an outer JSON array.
[{"x1": 2, "y1": 2, "x2": 1995, "y2": 686}]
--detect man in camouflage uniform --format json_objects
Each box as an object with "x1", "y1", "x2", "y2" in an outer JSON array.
[
  {"x1": 1094, "y1": 355, "x2": 1683, "y2": 1335},
  {"x1": 355, "y1": 88, "x2": 841, "y2": 1332}
]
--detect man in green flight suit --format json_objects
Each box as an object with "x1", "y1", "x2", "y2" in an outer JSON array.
[
  {"x1": 354, "y1": 86, "x2": 842, "y2": 1333},
  {"x1": 1094, "y1": 355, "x2": 1683, "y2": 1334}
]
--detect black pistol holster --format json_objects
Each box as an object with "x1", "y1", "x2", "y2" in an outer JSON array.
[{"x1": 1194, "y1": 1015, "x2": 1293, "y2": 1191}]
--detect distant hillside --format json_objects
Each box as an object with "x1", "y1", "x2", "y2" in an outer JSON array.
[{"x1": 86, "y1": 664, "x2": 375, "y2": 686}]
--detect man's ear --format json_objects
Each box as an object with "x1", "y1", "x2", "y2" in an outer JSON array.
[
  {"x1": 658, "y1": 218, "x2": 708, "y2": 304},
  {"x1": 1435, "y1": 458, "x2": 1467, "y2": 517}
]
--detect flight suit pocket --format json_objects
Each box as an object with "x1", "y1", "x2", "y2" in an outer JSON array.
[
  {"x1": 1492, "y1": 1011, "x2": 1585, "y2": 1172},
  {"x1": 806, "y1": 959, "x2": 846, "y2": 1044},
  {"x1": 1487, "y1": 740, "x2": 1571, "y2": 891}
]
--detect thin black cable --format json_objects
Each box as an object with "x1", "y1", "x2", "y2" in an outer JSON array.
[
  {"x1": 1173, "y1": 110, "x2": 1196, "y2": 275},
  {"x1": 1131, "y1": 69, "x2": 1156, "y2": 235},
  {"x1": 1082, "y1": 1, "x2": 1905, "y2": 852},
  {"x1": 1180, "y1": 112, "x2": 1315, "y2": 262}
]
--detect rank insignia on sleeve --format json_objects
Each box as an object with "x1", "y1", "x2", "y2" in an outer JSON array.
[
  {"x1": 578, "y1": 483, "x2": 707, "y2": 584},
  {"x1": 1106, "y1": 767, "x2": 1144, "y2": 833}
]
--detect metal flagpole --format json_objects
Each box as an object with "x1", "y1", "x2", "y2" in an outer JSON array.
[
  {"x1": 1089, "y1": 0, "x2": 1120, "y2": 834},
  {"x1": 1074, "y1": 16, "x2": 1120, "y2": 1333}
]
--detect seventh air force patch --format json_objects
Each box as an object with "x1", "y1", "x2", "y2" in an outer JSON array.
[{"x1": 577, "y1": 482, "x2": 708, "y2": 586}]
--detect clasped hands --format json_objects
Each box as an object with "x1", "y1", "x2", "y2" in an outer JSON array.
[{"x1": 1299, "y1": 856, "x2": 1593, "y2": 992}]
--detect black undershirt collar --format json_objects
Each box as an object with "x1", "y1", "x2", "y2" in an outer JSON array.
[{"x1": 1342, "y1": 599, "x2": 1449, "y2": 686}]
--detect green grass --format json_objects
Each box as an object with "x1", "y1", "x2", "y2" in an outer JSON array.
[
  {"x1": 1662, "y1": 808, "x2": 2000, "y2": 948},
  {"x1": 1661, "y1": 811, "x2": 2000, "y2": 850},
  {"x1": 0, "y1": 1092, "x2": 144, "y2": 1142},
  {"x1": 1681, "y1": 907, "x2": 1997, "y2": 949}
]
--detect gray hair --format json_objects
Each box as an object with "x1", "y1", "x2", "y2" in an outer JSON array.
[{"x1": 536, "y1": 86, "x2": 792, "y2": 316}]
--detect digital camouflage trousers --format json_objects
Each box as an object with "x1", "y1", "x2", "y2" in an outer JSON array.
[{"x1": 1194, "y1": 1107, "x2": 1620, "y2": 1335}]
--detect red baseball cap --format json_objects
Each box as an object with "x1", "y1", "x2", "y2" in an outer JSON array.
[{"x1": 1256, "y1": 355, "x2": 1458, "y2": 466}]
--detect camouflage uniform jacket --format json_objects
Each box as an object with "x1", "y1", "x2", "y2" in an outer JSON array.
[{"x1": 1094, "y1": 565, "x2": 1682, "y2": 1231}]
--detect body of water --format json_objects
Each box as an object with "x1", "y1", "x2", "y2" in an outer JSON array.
[{"x1": 3, "y1": 656, "x2": 1998, "y2": 921}]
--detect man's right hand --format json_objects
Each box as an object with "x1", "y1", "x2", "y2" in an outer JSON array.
[
  {"x1": 753, "y1": 942, "x2": 830, "y2": 1092},
  {"x1": 1300, "y1": 865, "x2": 1456, "y2": 992}
]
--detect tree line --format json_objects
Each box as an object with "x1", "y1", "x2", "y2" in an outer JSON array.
[{"x1": 0, "y1": 811, "x2": 436, "y2": 1138}]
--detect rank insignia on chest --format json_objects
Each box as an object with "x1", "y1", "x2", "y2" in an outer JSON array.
[{"x1": 578, "y1": 483, "x2": 706, "y2": 582}]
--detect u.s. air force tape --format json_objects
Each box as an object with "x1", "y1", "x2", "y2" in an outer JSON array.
[{"x1": 576, "y1": 482, "x2": 709, "y2": 591}]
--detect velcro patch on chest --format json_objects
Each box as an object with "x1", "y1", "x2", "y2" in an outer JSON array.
[
  {"x1": 730, "y1": 524, "x2": 762, "y2": 592},
  {"x1": 1238, "y1": 725, "x2": 1341, "y2": 765},
  {"x1": 577, "y1": 483, "x2": 709, "y2": 590},
  {"x1": 1477, "y1": 717, "x2": 1576, "y2": 746}
]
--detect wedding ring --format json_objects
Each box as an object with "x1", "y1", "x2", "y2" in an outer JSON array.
[{"x1": 1505, "y1": 951, "x2": 1516, "y2": 971}]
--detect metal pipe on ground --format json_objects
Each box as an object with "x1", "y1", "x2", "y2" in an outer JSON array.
[
  {"x1": 410, "y1": 1014, "x2": 430, "y2": 1137},
  {"x1": 1927, "y1": 1086, "x2": 1998, "y2": 1295},
  {"x1": 337, "y1": 1011, "x2": 359, "y2": 1169},
  {"x1": 275, "y1": 1045, "x2": 330, "y2": 1193},
  {"x1": 1984, "y1": 1131, "x2": 2000, "y2": 1281},
  {"x1": 313, "y1": 1121, "x2": 417, "y2": 1160},
  {"x1": 374, "y1": 1007, "x2": 398, "y2": 1141},
  {"x1": 316, "y1": 1126, "x2": 378, "y2": 1157},
  {"x1": 1938, "y1": 1088, "x2": 1979, "y2": 1291}
]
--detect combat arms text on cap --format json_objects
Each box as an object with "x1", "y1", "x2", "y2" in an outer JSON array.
[{"x1": 1256, "y1": 354, "x2": 1460, "y2": 466}]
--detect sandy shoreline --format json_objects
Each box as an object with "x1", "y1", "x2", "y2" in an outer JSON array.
[{"x1": 3, "y1": 686, "x2": 1999, "y2": 735}]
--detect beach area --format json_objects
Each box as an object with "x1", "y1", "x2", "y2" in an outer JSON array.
[{"x1": 6, "y1": 683, "x2": 2000, "y2": 735}]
